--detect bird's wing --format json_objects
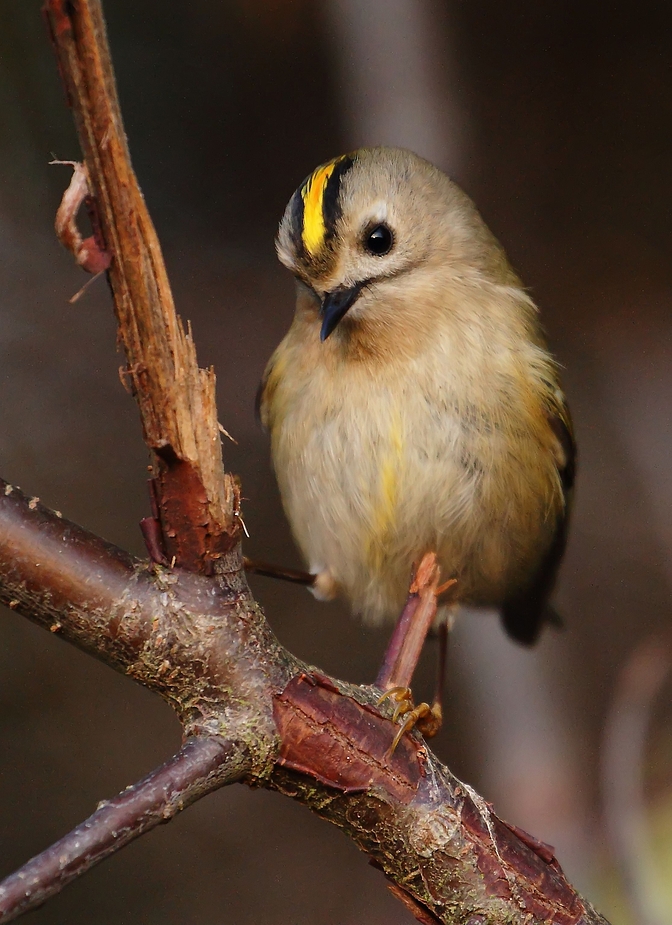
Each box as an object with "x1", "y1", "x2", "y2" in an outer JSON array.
[
  {"x1": 255, "y1": 354, "x2": 277, "y2": 432},
  {"x1": 500, "y1": 391, "x2": 576, "y2": 645}
]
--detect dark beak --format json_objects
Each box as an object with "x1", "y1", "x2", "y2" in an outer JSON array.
[{"x1": 320, "y1": 283, "x2": 365, "y2": 341}]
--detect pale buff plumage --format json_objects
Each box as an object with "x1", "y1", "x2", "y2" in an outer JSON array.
[{"x1": 260, "y1": 148, "x2": 573, "y2": 642}]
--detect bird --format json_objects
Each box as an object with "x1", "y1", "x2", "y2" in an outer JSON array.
[{"x1": 258, "y1": 147, "x2": 575, "y2": 659}]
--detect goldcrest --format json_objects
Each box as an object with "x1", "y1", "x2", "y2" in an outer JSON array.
[{"x1": 259, "y1": 147, "x2": 575, "y2": 644}]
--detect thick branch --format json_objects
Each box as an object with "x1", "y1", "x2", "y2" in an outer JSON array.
[
  {"x1": 0, "y1": 479, "x2": 147, "y2": 671},
  {"x1": 0, "y1": 737, "x2": 247, "y2": 923},
  {"x1": 44, "y1": 0, "x2": 239, "y2": 571},
  {"x1": 0, "y1": 479, "x2": 283, "y2": 739}
]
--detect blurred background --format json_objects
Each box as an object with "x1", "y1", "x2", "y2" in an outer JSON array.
[{"x1": 0, "y1": 1, "x2": 671, "y2": 922}]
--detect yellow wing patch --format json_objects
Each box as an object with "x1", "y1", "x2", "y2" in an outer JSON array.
[
  {"x1": 378, "y1": 421, "x2": 404, "y2": 534},
  {"x1": 301, "y1": 156, "x2": 346, "y2": 257},
  {"x1": 366, "y1": 412, "x2": 405, "y2": 573}
]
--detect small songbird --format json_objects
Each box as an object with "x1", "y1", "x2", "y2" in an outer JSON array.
[{"x1": 259, "y1": 147, "x2": 575, "y2": 646}]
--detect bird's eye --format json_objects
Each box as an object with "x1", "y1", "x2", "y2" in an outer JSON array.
[{"x1": 363, "y1": 224, "x2": 393, "y2": 256}]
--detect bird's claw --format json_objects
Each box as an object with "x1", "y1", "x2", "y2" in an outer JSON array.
[{"x1": 377, "y1": 686, "x2": 442, "y2": 753}]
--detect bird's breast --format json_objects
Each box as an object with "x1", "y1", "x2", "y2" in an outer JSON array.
[{"x1": 266, "y1": 334, "x2": 562, "y2": 623}]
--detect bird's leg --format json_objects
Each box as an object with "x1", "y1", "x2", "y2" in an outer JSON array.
[
  {"x1": 376, "y1": 553, "x2": 456, "y2": 750},
  {"x1": 378, "y1": 609, "x2": 452, "y2": 752},
  {"x1": 418, "y1": 609, "x2": 455, "y2": 739},
  {"x1": 243, "y1": 556, "x2": 316, "y2": 587}
]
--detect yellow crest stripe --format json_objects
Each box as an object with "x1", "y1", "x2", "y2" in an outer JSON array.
[{"x1": 301, "y1": 156, "x2": 344, "y2": 256}]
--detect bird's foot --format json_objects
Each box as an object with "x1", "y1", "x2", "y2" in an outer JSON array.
[{"x1": 377, "y1": 686, "x2": 443, "y2": 753}]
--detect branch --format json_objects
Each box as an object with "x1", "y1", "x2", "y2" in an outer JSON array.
[
  {"x1": 0, "y1": 737, "x2": 245, "y2": 923},
  {"x1": 376, "y1": 552, "x2": 441, "y2": 689},
  {"x1": 0, "y1": 478, "x2": 285, "y2": 741},
  {"x1": 0, "y1": 483, "x2": 608, "y2": 925},
  {"x1": 44, "y1": 0, "x2": 239, "y2": 572},
  {"x1": 0, "y1": 478, "x2": 147, "y2": 672}
]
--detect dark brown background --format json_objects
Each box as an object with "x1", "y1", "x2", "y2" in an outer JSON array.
[{"x1": 0, "y1": 2, "x2": 671, "y2": 922}]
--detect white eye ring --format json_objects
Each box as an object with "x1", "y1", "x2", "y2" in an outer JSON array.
[{"x1": 366, "y1": 200, "x2": 388, "y2": 225}]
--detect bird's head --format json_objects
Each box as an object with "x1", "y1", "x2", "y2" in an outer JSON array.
[{"x1": 276, "y1": 147, "x2": 512, "y2": 344}]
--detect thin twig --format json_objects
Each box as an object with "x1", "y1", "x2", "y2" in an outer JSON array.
[
  {"x1": 376, "y1": 552, "x2": 441, "y2": 690},
  {"x1": 0, "y1": 738, "x2": 247, "y2": 923}
]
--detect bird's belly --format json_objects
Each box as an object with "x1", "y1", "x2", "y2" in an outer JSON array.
[{"x1": 272, "y1": 380, "x2": 559, "y2": 625}]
